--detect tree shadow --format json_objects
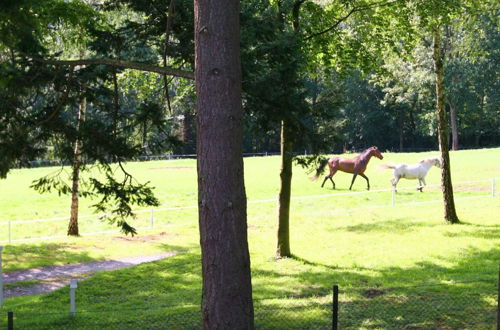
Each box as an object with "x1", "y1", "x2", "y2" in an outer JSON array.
[
  {"x1": 1, "y1": 237, "x2": 498, "y2": 329},
  {"x1": 258, "y1": 245, "x2": 500, "y2": 328},
  {"x1": 339, "y1": 219, "x2": 441, "y2": 233},
  {"x1": 1, "y1": 249, "x2": 204, "y2": 329},
  {"x1": 443, "y1": 220, "x2": 500, "y2": 239},
  {"x1": 3, "y1": 243, "x2": 99, "y2": 272}
]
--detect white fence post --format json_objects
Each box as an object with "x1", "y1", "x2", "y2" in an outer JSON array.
[
  {"x1": 70, "y1": 279, "x2": 78, "y2": 316},
  {"x1": 0, "y1": 245, "x2": 3, "y2": 307},
  {"x1": 8, "y1": 221, "x2": 11, "y2": 244},
  {"x1": 150, "y1": 209, "x2": 155, "y2": 229},
  {"x1": 391, "y1": 187, "x2": 396, "y2": 207}
]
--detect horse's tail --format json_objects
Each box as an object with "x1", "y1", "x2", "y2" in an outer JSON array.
[
  {"x1": 311, "y1": 158, "x2": 329, "y2": 181},
  {"x1": 380, "y1": 163, "x2": 396, "y2": 170}
]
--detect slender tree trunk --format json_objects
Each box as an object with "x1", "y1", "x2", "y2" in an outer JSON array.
[
  {"x1": 195, "y1": 0, "x2": 254, "y2": 328},
  {"x1": 163, "y1": 0, "x2": 175, "y2": 114},
  {"x1": 277, "y1": 120, "x2": 292, "y2": 257},
  {"x1": 68, "y1": 96, "x2": 86, "y2": 236},
  {"x1": 432, "y1": 25, "x2": 459, "y2": 224},
  {"x1": 448, "y1": 101, "x2": 459, "y2": 150},
  {"x1": 275, "y1": 0, "x2": 303, "y2": 259}
]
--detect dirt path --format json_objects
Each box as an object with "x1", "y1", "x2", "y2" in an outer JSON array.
[{"x1": 2, "y1": 252, "x2": 178, "y2": 298}]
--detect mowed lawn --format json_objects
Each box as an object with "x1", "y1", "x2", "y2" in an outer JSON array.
[{"x1": 0, "y1": 147, "x2": 499, "y2": 328}]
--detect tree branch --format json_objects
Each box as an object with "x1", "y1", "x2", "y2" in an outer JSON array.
[
  {"x1": 29, "y1": 56, "x2": 194, "y2": 80},
  {"x1": 304, "y1": 0, "x2": 398, "y2": 41},
  {"x1": 304, "y1": 7, "x2": 359, "y2": 40}
]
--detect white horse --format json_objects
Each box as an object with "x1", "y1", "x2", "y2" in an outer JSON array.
[{"x1": 382, "y1": 156, "x2": 441, "y2": 192}]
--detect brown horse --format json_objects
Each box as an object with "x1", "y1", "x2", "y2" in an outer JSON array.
[{"x1": 312, "y1": 146, "x2": 384, "y2": 190}]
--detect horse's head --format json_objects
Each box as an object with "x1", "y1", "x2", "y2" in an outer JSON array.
[
  {"x1": 432, "y1": 157, "x2": 442, "y2": 168},
  {"x1": 370, "y1": 146, "x2": 383, "y2": 160},
  {"x1": 420, "y1": 157, "x2": 441, "y2": 168}
]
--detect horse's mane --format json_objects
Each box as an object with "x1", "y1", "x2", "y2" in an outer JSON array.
[
  {"x1": 360, "y1": 146, "x2": 376, "y2": 156},
  {"x1": 419, "y1": 156, "x2": 439, "y2": 163}
]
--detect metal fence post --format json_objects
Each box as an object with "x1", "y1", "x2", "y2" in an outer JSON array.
[
  {"x1": 8, "y1": 311, "x2": 13, "y2": 330},
  {"x1": 0, "y1": 246, "x2": 3, "y2": 307},
  {"x1": 391, "y1": 187, "x2": 396, "y2": 207},
  {"x1": 332, "y1": 285, "x2": 338, "y2": 330},
  {"x1": 70, "y1": 279, "x2": 78, "y2": 316},
  {"x1": 150, "y1": 209, "x2": 154, "y2": 229}
]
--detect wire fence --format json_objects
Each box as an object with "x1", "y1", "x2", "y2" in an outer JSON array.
[
  {"x1": 1, "y1": 281, "x2": 498, "y2": 329},
  {"x1": 0, "y1": 177, "x2": 498, "y2": 244},
  {"x1": 23, "y1": 152, "x2": 282, "y2": 169}
]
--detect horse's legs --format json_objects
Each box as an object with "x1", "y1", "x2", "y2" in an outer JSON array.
[
  {"x1": 360, "y1": 173, "x2": 370, "y2": 190},
  {"x1": 391, "y1": 176, "x2": 399, "y2": 192},
  {"x1": 321, "y1": 176, "x2": 329, "y2": 188},
  {"x1": 329, "y1": 177, "x2": 335, "y2": 189},
  {"x1": 349, "y1": 173, "x2": 358, "y2": 190},
  {"x1": 322, "y1": 165, "x2": 337, "y2": 189},
  {"x1": 321, "y1": 175, "x2": 336, "y2": 189},
  {"x1": 418, "y1": 177, "x2": 427, "y2": 192}
]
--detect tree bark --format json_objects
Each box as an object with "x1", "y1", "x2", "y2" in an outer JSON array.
[
  {"x1": 194, "y1": 0, "x2": 254, "y2": 328},
  {"x1": 277, "y1": 120, "x2": 292, "y2": 257},
  {"x1": 68, "y1": 96, "x2": 86, "y2": 236},
  {"x1": 432, "y1": 25, "x2": 459, "y2": 224}
]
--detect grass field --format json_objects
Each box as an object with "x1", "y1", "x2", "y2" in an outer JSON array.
[{"x1": 0, "y1": 147, "x2": 499, "y2": 328}]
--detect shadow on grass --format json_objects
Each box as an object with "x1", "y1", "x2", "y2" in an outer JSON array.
[
  {"x1": 3, "y1": 243, "x2": 99, "y2": 272},
  {"x1": 444, "y1": 221, "x2": 500, "y2": 239},
  {"x1": 339, "y1": 219, "x2": 441, "y2": 233},
  {"x1": 1, "y1": 245, "x2": 203, "y2": 328},
  {"x1": 277, "y1": 245, "x2": 500, "y2": 328},
  {"x1": 1, "y1": 241, "x2": 498, "y2": 329}
]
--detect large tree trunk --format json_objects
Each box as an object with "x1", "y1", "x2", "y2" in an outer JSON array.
[
  {"x1": 432, "y1": 26, "x2": 459, "y2": 224},
  {"x1": 277, "y1": 120, "x2": 292, "y2": 258},
  {"x1": 194, "y1": 0, "x2": 254, "y2": 328},
  {"x1": 68, "y1": 96, "x2": 86, "y2": 236}
]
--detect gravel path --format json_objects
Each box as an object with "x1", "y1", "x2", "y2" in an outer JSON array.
[{"x1": 2, "y1": 252, "x2": 178, "y2": 298}]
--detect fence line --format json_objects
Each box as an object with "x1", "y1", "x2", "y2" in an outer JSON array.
[{"x1": 1, "y1": 178, "x2": 498, "y2": 244}]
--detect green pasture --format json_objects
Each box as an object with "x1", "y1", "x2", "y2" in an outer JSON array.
[{"x1": 0, "y1": 147, "x2": 499, "y2": 328}]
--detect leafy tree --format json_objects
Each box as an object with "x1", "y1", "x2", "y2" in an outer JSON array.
[
  {"x1": 0, "y1": 0, "x2": 194, "y2": 234},
  {"x1": 242, "y1": 0, "x2": 420, "y2": 257},
  {"x1": 401, "y1": 0, "x2": 489, "y2": 224}
]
